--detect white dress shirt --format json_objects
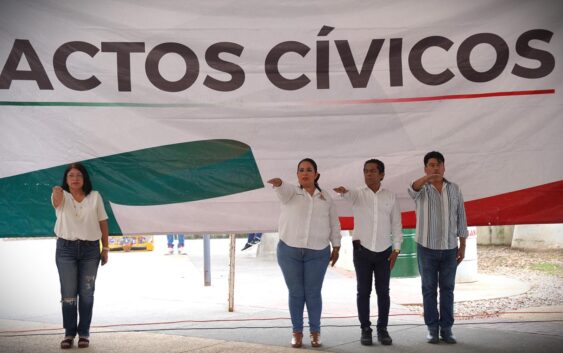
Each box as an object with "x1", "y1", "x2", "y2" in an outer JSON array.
[
  {"x1": 342, "y1": 186, "x2": 402, "y2": 252},
  {"x1": 274, "y1": 181, "x2": 341, "y2": 250}
]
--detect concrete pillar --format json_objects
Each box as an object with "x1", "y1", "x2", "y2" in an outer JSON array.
[
  {"x1": 203, "y1": 234, "x2": 211, "y2": 286},
  {"x1": 256, "y1": 232, "x2": 279, "y2": 258},
  {"x1": 476, "y1": 226, "x2": 514, "y2": 245},
  {"x1": 336, "y1": 231, "x2": 354, "y2": 272},
  {"x1": 512, "y1": 224, "x2": 563, "y2": 249},
  {"x1": 456, "y1": 227, "x2": 478, "y2": 283}
]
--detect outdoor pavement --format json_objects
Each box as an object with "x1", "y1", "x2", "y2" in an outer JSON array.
[{"x1": 0, "y1": 235, "x2": 561, "y2": 353}]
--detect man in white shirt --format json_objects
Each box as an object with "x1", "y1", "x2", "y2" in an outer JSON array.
[{"x1": 334, "y1": 159, "x2": 402, "y2": 346}]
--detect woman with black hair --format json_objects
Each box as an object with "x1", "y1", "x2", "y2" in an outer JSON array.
[
  {"x1": 268, "y1": 158, "x2": 341, "y2": 348},
  {"x1": 51, "y1": 163, "x2": 109, "y2": 349}
]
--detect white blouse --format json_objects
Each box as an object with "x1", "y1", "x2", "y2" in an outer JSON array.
[
  {"x1": 274, "y1": 181, "x2": 341, "y2": 250},
  {"x1": 52, "y1": 190, "x2": 108, "y2": 241}
]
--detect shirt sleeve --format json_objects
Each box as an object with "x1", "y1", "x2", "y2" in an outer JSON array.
[
  {"x1": 328, "y1": 195, "x2": 342, "y2": 247},
  {"x1": 273, "y1": 180, "x2": 296, "y2": 204},
  {"x1": 96, "y1": 192, "x2": 109, "y2": 221},
  {"x1": 407, "y1": 182, "x2": 424, "y2": 200},
  {"x1": 341, "y1": 188, "x2": 359, "y2": 204},
  {"x1": 390, "y1": 194, "x2": 403, "y2": 250},
  {"x1": 456, "y1": 188, "x2": 469, "y2": 238}
]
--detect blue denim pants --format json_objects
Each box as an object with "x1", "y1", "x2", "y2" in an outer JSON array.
[
  {"x1": 247, "y1": 233, "x2": 262, "y2": 243},
  {"x1": 55, "y1": 238, "x2": 101, "y2": 338},
  {"x1": 277, "y1": 240, "x2": 330, "y2": 333},
  {"x1": 353, "y1": 245, "x2": 392, "y2": 330},
  {"x1": 417, "y1": 244, "x2": 458, "y2": 333},
  {"x1": 167, "y1": 234, "x2": 185, "y2": 248}
]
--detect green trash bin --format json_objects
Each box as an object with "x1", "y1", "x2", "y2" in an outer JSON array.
[{"x1": 391, "y1": 228, "x2": 419, "y2": 278}]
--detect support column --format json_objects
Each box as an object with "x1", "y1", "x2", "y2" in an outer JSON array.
[
  {"x1": 228, "y1": 233, "x2": 236, "y2": 312},
  {"x1": 203, "y1": 234, "x2": 211, "y2": 286}
]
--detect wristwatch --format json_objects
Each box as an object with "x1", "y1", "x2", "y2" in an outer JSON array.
[{"x1": 392, "y1": 248, "x2": 401, "y2": 253}]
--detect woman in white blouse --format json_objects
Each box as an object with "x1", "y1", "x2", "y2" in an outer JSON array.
[
  {"x1": 268, "y1": 158, "x2": 341, "y2": 348},
  {"x1": 51, "y1": 163, "x2": 109, "y2": 349}
]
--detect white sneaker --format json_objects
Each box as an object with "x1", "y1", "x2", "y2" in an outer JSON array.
[
  {"x1": 167, "y1": 248, "x2": 174, "y2": 254},
  {"x1": 177, "y1": 247, "x2": 184, "y2": 255}
]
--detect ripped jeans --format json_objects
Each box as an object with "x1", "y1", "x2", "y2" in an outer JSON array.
[{"x1": 55, "y1": 238, "x2": 101, "y2": 338}]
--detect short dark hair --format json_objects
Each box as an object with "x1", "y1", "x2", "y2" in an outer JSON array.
[
  {"x1": 364, "y1": 159, "x2": 385, "y2": 174},
  {"x1": 424, "y1": 151, "x2": 445, "y2": 166},
  {"x1": 62, "y1": 162, "x2": 93, "y2": 196}
]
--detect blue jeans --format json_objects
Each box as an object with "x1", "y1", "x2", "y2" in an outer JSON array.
[
  {"x1": 55, "y1": 238, "x2": 101, "y2": 338},
  {"x1": 353, "y1": 244, "x2": 392, "y2": 330},
  {"x1": 277, "y1": 240, "x2": 330, "y2": 333},
  {"x1": 417, "y1": 244, "x2": 458, "y2": 333},
  {"x1": 167, "y1": 234, "x2": 185, "y2": 248},
  {"x1": 247, "y1": 233, "x2": 262, "y2": 243}
]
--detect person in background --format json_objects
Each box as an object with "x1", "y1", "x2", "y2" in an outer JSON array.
[
  {"x1": 51, "y1": 163, "x2": 109, "y2": 349},
  {"x1": 408, "y1": 151, "x2": 468, "y2": 344},
  {"x1": 268, "y1": 158, "x2": 341, "y2": 348},
  {"x1": 167, "y1": 233, "x2": 186, "y2": 254},
  {"x1": 334, "y1": 158, "x2": 402, "y2": 346},
  {"x1": 241, "y1": 232, "x2": 263, "y2": 251}
]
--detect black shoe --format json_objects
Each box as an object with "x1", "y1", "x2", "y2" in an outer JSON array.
[
  {"x1": 440, "y1": 329, "x2": 457, "y2": 344},
  {"x1": 427, "y1": 329, "x2": 439, "y2": 344},
  {"x1": 241, "y1": 243, "x2": 252, "y2": 251},
  {"x1": 377, "y1": 328, "x2": 392, "y2": 345},
  {"x1": 360, "y1": 327, "x2": 373, "y2": 346}
]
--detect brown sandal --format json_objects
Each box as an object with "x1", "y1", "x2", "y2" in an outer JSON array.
[
  {"x1": 77, "y1": 337, "x2": 90, "y2": 348},
  {"x1": 60, "y1": 337, "x2": 73, "y2": 349},
  {"x1": 291, "y1": 332, "x2": 303, "y2": 348},
  {"x1": 310, "y1": 332, "x2": 322, "y2": 347}
]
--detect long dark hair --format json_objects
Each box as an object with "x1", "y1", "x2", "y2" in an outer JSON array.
[
  {"x1": 297, "y1": 158, "x2": 322, "y2": 192},
  {"x1": 61, "y1": 162, "x2": 93, "y2": 196}
]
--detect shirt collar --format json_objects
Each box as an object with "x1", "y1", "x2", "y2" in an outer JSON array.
[
  {"x1": 297, "y1": 187, "x2": 322, "y2": 197},
  {"x1": 362, "y1": 185, "x2": 383, "y2": 194},
  {"x1": 429, "y1": 178, "x2": 449, "y2": 191}
]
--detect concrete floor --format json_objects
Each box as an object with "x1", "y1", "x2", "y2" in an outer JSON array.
[{"x1": 0, "y1": 236, "x2": 561, "y2": 353}]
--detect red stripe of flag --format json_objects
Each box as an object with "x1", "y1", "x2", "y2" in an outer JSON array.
[{"x1": 319, "y1": 89, "x2": 555, "y2": 105}]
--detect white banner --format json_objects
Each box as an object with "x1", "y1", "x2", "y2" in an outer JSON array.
[{"x1": 1, "y1": 0, "x2": 562, "y2": 235}]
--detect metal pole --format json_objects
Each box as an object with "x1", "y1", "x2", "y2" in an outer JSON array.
[
  {"x1": 203, "y1": 234, "x2": 211, "y2": 286},
  {"x1": 228, "y1": 233, "x2": 236, "y2": 312}
]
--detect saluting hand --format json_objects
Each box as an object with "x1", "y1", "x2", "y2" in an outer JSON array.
[
  {"x1": 53, "y1": 186, "x2": 63, "y2": 196},
  {"x1": 267, "y1": 178, "x2": 282, "y2": 187},
  {"x1": 425, "y1": 174, "x2": 443, "y2": 183},
  {"x1": 333, "y1": 186, "x2": 348, "y2": 194},
  {"x1": 52, "y1": 186, "x2": 64, "y2": 208}
]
